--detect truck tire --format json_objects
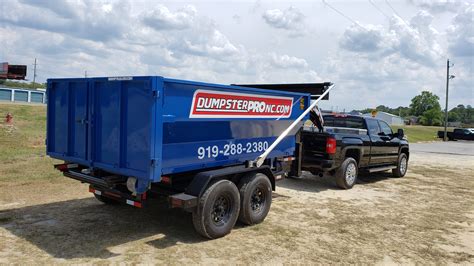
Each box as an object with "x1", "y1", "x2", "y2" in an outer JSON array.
[
  {"x1": 94, "y1": 194, "x2": 118, "y2": 205},
  {"x1": 237, "y1": 173, "x2": 272, "y2": 225},
  {"x1": 192, "y1": 180, "x2": 240, "y2": 239},
  {"x1": 392, "y1": 153, "x2": 408, "y2": 178},
  {"x1": 335, "y1": 157, "x2": 358, "y2": 189}
]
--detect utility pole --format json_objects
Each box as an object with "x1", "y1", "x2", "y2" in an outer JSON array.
[
  {"x1": 84, "y1": 70, "x2": 88, "y2": 78},
  {"x1": 443, "y1": 59, "x2": 455, "y2": 141},
  {"x1": 32, "y1": 58, "x2": 37, "y2": 88}
]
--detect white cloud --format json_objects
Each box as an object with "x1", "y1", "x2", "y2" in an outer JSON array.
[
  {"x1": 262, "y1": 6, "x2": 305, "y2": 35},
  {"x1": 339, "y1": 11, "x2": 443, "y2": 66},
  {"x1": 447, "y1": 4, "x2": 474, "y2": 57},
  {"x1": 0, "y1": 0, "x2": 131, "y2": 42},
  {"x1": 340, "y1": 24, "x2": 394, "y2": 53},
  {"x1": 142, "y1": 5, "x2": 197, "y2": 30},
  {"x1": 269, "y1": 53, "x2": 309, "y2": 69},
  {"x1": 19, "y1": 0, "x2": 78, "y2": 18},
  {"x1": 408, "y1": 0, "x2": 464, "y2": 13},
  {"x1": 0, "y1": 2, "x2": 320, "y2": 86}
]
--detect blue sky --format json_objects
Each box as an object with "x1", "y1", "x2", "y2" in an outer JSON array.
[{"x1": 0, "y1": 0, "x2": 472, "y2": 110}]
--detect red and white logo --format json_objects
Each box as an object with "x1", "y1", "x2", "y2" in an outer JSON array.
[{"x1": 190, "y1": 89, "x2": 294, "y2": 118}]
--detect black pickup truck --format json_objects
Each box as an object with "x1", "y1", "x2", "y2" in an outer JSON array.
[
  {"x1": 437, "y1": 128, "x2": 474, "y2": 141},
  {"x1": 294, "y1": 114, "x2": 409, "y2": 189}
]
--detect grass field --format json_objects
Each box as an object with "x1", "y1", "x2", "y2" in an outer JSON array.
[
  {"x1": 0, "y1": 103, "x2": 60, "y2": 182},
  {"x1": 395, "y1": 125, "x2": 453, "y2": 142}
]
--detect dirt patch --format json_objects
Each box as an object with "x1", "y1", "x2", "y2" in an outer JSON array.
[{"x1": 0, "y1": 152, "x2": 473, "y2": 264}]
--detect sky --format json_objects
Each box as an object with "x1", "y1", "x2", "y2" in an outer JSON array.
[{"x1": 0, "y1": 0, "x2": 472, "y2": 111}]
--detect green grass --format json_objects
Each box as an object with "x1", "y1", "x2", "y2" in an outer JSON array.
[
  {"x1": 393, "y1": 125, "x2": 453, "y2": 143},
  {"x1": 0, "y1": 103, "x2": 61, "y2": 182}
]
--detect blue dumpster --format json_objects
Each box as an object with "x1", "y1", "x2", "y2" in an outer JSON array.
[{"x1": 47, "y1": 76, "x2": 314, "y2": 238}]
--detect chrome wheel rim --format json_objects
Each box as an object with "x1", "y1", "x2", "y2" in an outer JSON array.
[
  {"x1": 345, "y1": 163, "x2": 357, "y2": 185},
  {"x1": 400, "y1": 157, "x2": 407, "y2": 175}
]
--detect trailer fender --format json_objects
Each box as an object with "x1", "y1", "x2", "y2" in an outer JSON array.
[{"x1": 185, "y1": 165, "x2": 275, "y2": 198}]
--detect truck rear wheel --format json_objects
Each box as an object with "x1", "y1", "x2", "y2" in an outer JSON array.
[
  {"x1": 238, "y1": 173, "x2": 272, "y2": 225},
  {"x1": 335, "y1": 157, "x2": 358, "y2": 189},
  {"x1": 392, "y1": 153, "x2": 408, "y2": 178},
  {"x1": 192, "y1": 180, "x2": 240, "y2": 239}
]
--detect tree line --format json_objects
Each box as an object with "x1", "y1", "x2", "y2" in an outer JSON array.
[
  {"x1": 0, "y1": 80, "x2": 46, "y2": 89},
  {"x1": 354, "y1": 91, "x2": 473, "y2": 126}
]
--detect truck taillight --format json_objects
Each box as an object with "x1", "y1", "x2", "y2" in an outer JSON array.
[{"x1": 326, "y1": 137, "x2": 337, "y2": 154}]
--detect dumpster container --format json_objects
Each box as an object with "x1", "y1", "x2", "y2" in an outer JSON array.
[{"x1": 47, "y1": 76, "x2": 313, "y2": 238}]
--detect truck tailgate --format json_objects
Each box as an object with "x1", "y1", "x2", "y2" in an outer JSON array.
[{"x1": 301, "y1": 130, "x2": 329, "y2": 156}]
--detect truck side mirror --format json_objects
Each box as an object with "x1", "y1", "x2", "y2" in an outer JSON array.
[{"x1": 397, "y1": 128, "x2": 404, "y2": 139}]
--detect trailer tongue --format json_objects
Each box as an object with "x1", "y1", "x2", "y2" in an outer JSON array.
[{"x1": 47, "y1": 76, "x2": 331, "y2": 239}]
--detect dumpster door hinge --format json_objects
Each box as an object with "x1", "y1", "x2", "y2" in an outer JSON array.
[
  {"x1": 153, "y1": 91, "x2": 160, "y2": 98},
  {"x1": 151, "y1": 159, "x2": 157, "y2": 168}
]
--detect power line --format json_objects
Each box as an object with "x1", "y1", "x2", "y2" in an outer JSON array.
[
  {"x1": 322, "y1": 0, "x2": 367, "y2": 30},
  {"x1": 368, "y1": 0, "x2": 390, "y2": 19},
  {"x1": 384, "y1": 0, "x2": 410, "y2": 26}
]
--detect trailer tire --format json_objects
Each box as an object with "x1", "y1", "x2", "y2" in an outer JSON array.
[
  {"x1": 192, "y1": 180, "x2": 240, "y2": 239},
  {"x1": 392, "y1": 153, "x2": 408, "y2": 178},
  {"x1": 94, "y1": 194, "x2": 118, "y2": 205},
  {"x1": 238, "y1": 173, "x2": 272, "y2": 225},
  {"x1": 335, "y1": 157, "x2": 358, "y2": 189}
]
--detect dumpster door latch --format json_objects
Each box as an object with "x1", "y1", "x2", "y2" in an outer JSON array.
[{"x1": 152, "y1": 91, "x2": 160, "y2": 98}]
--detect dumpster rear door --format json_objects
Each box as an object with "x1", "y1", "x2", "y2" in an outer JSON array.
[
  {"x1": 89, "y1": 77, "x2": 155, "y2": 179},
  {"x1": 47, "y1": 77, "x2": 157, "y2": 180},
  {"x1": 47, "y1": 80, "x2": 89, "y2": 165}
]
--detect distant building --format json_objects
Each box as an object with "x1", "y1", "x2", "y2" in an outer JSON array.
[
  {"x1": 0, "y1": 87, "x2": 46, "y2": 104},
  {"x1": 363, "y1": 111, "x2": 404, "y2": 126},
  {"x1": 447, "y1": 122, "x2": 462, "y2": 127},
  {"x1": 349, "y1": 110, "x2": 362, "y2": 116}
]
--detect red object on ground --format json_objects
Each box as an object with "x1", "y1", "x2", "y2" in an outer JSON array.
[{"x1": 5, "y1": 113, "x2": 13, "y2": 124}]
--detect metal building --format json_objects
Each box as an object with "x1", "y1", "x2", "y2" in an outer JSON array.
[
  {"x1": 0, "y1": 87, "x2": 46, "y2": 104},
  {"x1": 363, "y1": 111, "x2": 404, "y2": 125}
]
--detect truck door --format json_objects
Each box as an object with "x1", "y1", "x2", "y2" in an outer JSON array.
[
  {"x1": 366, "y1": 118, "x2": 385, "y2": 165},
  {"x1": 378, "y1": 120, "x2": 400, "y2": 164}
]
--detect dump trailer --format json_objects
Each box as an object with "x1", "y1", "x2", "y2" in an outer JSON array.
[{"x1": 46, "y1": 76, "x2": 331, "y2": 238}]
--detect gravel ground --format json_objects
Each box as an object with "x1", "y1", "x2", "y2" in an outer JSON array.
[{"x1": 0, "y1": 145, "x2": 473, "y2": 264}]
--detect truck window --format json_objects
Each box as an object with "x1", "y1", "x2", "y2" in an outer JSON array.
[
  {"x1": 378, "y1": 121, "x2": 393, "y2": 135},
  {"x1": 323, "y1": 116, "x2": 365, "y2": 129},
  {"x1": 366, "y1": 119, "x2": 380, "y2": 135}
]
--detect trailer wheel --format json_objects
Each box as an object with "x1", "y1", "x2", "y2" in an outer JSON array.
[
  {"x1": 238, "y1": 173, "x2": 272, "y2": 225},
  {"x1": 335, "y1": 157, "x2": 358, "y2": 189},
  {"x1": 192, "y1": 180, "x2": 240, "y2": 239},
  {"x1": 392, "y1": 153, "x2": 408, "y2": 178},
  {"x1": 94, "y1": 194, "x2": 118, "y2": 205}
]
